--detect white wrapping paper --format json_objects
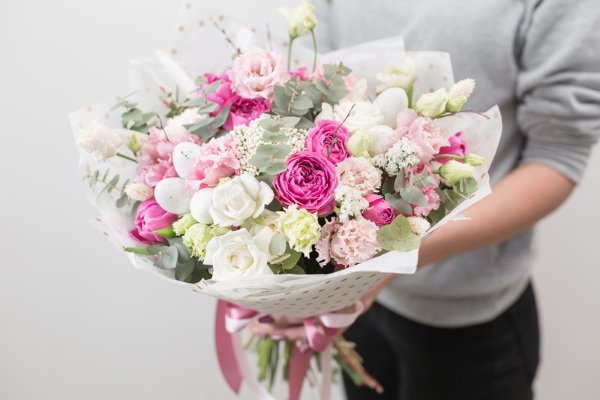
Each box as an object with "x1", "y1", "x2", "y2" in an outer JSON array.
[{"x1": 71, "y1": 5, "x2": 502, "y2": 318}]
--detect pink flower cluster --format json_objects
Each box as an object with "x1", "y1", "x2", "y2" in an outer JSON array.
[
  {"x1": 316, "y1": 217, "x2": 381, "y2": 267},
  {"x1": 185, "y1": 135, "x2": 241, "y2": 193}
]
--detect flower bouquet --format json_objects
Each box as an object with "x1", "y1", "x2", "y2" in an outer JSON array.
[{"x1": 72, "y1": 2, "x2": 502, "y2": 399}]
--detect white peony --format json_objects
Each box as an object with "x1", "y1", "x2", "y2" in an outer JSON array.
[
  {"x1": 209, "y1": 174, "x2": 274, "y2": 227},
  {"x1": 204, "y1": 228, "x2": 274, "y2": 281},
  {"x1": 75, "y1": 120, "x2": 124, "y2": 163},
  {"x1": 316, "y1": 101, "x2": 384, "y2": 134}
]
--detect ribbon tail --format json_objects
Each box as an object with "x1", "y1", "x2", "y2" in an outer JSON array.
[
  {"x1": 289, "y1": 346, "x2": 314, "y2": 400},
  {"x1": 320, "y1": 346, "x2": 332, "y2": 400},
  {"x1": 215, "y1": 300, "x2": 243, "y2": 394}
]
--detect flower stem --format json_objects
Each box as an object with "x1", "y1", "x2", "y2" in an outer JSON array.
[
  {"x1": 116, "y1": 153, "x2": 138, "y2": 163},
  {"x1": 432, "y1": 154, "x2": 464, "y2": 161},
  {"x1": 310, "y1": 29, "x2": 317, "y2": 72},
  {"x1": 287, "y1": 36, "x2": 295, "y2": 70}
]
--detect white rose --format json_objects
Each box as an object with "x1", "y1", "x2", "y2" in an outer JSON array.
[
  {"x1": 164, "y1": 108, "x2": 206, "y2": 139},
  {"x1": 316, "y1": 102, "x2": 384, "y2": 134},
  {"x1": 209, "y1": 174, "x2": 274, "y2": 227},
  {"x1": 204, "y1": 228, "x2": 273, "y2": 281},
  {"x1": 375, "y1": 59, "x2": 417, "y2": 94},
  {"x1": 75, "y1": 120, "x2": 124, "y2": 163}
]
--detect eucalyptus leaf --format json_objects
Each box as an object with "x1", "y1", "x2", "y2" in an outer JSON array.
[
  {"x1": 290, "y1": 108, "x2": 308, "y2": 117},
  {"x1": 285, "y1": 265, "x2": 306, "y2": 275},
  {"x1": 282, "y1": 250, "x2": 301, "y2": 269},
  {"x1": 259, "y1": 119, "x2": 281, "y2": 132},
  {"x1": 291, "y1": 95, "x2": 312, "y2": 110},
  {"x1": 160, "y1": 246, "x2": 178, "y2": 270},
  {"x1": 281, "y1": 117, "x2": 300, "y2": 127},
  {"x1": 265, "y1": 198, "x2": 283, "y2": 212},
  {"x1": 273, "y1": 86, "x2": 290, "y2": 110},
  {"x1": 107, "y1": 174, "x2": 120, "y2": 193},
  {"x1": 295, "y1": 117, "x2": 315, "y2": 130},
  {"x1": 399, "y1": 185, "x2": 428, "y2": 207},
  {"x1": 85, "y1": 163, "x2": 91, "y2": 176},
  {"x1": 186, "y1": 117, "x2": 212, "y2": 133},
  {"x1": 154, "y1": 226, "x2": 177, "y2": 239},
  {"x1": 110, "y1": 101, "x2": 128, "y2": 111},
  {"x1": 115, "y1": 192, "x2": 128, "y2": 208},
  {"x1": 323, "y1": 64, "x2": 336, "y2": 80},
  {"x1": 123, "y1": 246, "x2": 151, "y2": 255},
  {"x1": 195, "y1": 125, "x2": 216, "y2": 139},
  {"x1": 133, "y1": 112, "x2": 157, "y2": 127},
  {"x1": 175, "y1": 259, "x2": 195, "y2": 281},
  {"x1": 97, "y1": 184, "x2": 109, "y2": 199},
  {"x1": 428, "y1": 203, "x2": 446, "y2": 224},
  {"x1": 147, "y1": 245, "x2": 167, "y2": 256},
  {"x1": 121, "y1": 178, "x2": 130, "y2": 190},
  {"x1": 252, "y1": 215, "x2": 266, "y2": 226},
  {"x1": 131, "y1": 200, "x2": 141, "y2": 218},
  {"x1": 256, "y1": 144, "x2": 280, "y2": 156},
  {"x1": 265, "y1": 160, "x2": 287, "y2": 175},
  {"x1": 203, "y1": 79, "x2": 222, "y2": 95},
  {"x1": 89, "y1": 170, "x2": 99, "y2": 189},
  {"x1": 464, "y1": 177, "x2": 477, "y2": 193},
  {"x1": 381, "y1": 177, "x2": 395, "y2": 195},
  {"x1": 332, "y1": 75, "x2": 347, "y2": 89},
  {"x1": 394, "y1": 174, "x2": 404, "y2": 192},
  {"x1": 271, "y1": 108, "x2": 287, "y2": 116},
  {"x1": 326, "y1": 87, "x2": 350, "y2": 103},
  {"x1": 269, "y1": 234, "x2": 286, "y2": 256},
  {"x1": 197, "y1": 102, "x2": 220, "y2": 114},
  {"x1": 101, "y1": 168, "x2": 110, "y2": 183},
  {"x1": 385, "y1": 193, "x2": 413, "y2": 215},
  {"x1": 271, "y1": 144, "x2": 291, "y2": 158},
  {"x1": 183, "y1": 97, "x2": 207, "y2": 108},
  {"x1": 376, "y1": 216, "x2": 421, "y2": 252},
  {"x1": 270, "y1": 253, "x2": 291, "y2": 264},
  {"x1": 315, "y1": 79, "x2": 330, "y2": 95},
  {"x1": 256, "y1": 173, "x2": 275, "y2": 188},
  {"x1": 263, "y1": 130, "x2": 288, "y2": 143},
  {"x1": 211, "y1": 104, "x2": 231, "y2": 128},
  {"x1": 249, "y1": 154, "x2": 274, "y2": 168},
  {"x1": 122, "y1": 108, "x2": 143, "y2": 121}
]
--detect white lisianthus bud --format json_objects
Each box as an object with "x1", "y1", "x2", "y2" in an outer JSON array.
[
  {"x1": 464, "y1": 153, "x2": 486, "y2": 167},
  {"x1": 375, "y1": 59, "x2": 417, "y2": 94},
  {"x1": 446, "y1": 95, "x2": 467, "y2": 113},
  {"x1": 124, "y1": 183, "x2": 154, "y2": 202},
  {"x1": 75, "y1": 120, "x2": 124, "y2": 163},
  {"x1": 414, "y1": 89, "x2": 450, "y2": 118},
  {"x1": 407, "y1": 217, "x2": 431, "y2": 236},
  {"x1": 279, "y1": 2, "x2": 317, "y2": 38},
  {"x1": 345, "y1": 128, "x2": 372, "y2": 158},
  {"x1": 439, "y1": 160, "x2": 475, "y2": 184},
  {"x1": 126, "y1": 132, "x2": 142, "y2": 153}
]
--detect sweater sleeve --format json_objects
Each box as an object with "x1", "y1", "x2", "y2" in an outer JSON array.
[{"x1": 516, "y1": 0, "x2": 600, "y2": 183}]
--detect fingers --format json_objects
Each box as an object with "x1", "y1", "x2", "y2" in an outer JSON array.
[{"x1": 248, "y1": 317, "x2": 308, "y2": 342}]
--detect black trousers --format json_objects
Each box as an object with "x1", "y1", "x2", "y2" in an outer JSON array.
[{"x1": 343, "y1": 283, "x2": 540, "y2": 400}]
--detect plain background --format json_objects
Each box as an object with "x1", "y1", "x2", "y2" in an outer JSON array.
[{"x1": 1, "y1": 0, "x2": 599, "y2": 399}]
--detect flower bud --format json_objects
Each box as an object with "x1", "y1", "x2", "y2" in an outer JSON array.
[
  {"x1": 279, "y1": 2, "x2": 317, "y2": 38},
  {"x1": 345, "y1": 128, "x2": 372, "y2": 158},
  {"x1": 414, "y1": 88, "x2": 449, "y2": 118},
  {"x1": 172, "y1": 213, "x2": 198, "y2": 236},
  {"x1": 126, "y1": 132, "x2": 142, "y2": 153},
  {"x1": 446, "y1": 95, "x2": 467, "y2": 113},
  {"x1": 439, "y1": 160, "x2": 474, "y2": 184},
  {"x1": 464, "y1": 153, "x2": 486, "y2": 166}
]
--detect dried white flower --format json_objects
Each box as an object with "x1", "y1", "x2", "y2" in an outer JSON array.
[
  {"x1": 407, "y1": 216, "x2": 431, "y2": 236},
  {"x1": 75, "y1": 120, "x2": 124, "y2": 163},
  {"x1": 370, "y1": 138, "x2": 421, "y2": 176},
  {"x1": 449, "y1": 79, "x2": 476, "y2": 100},
  {"x1": 334, "y1": 185, "x2": 369, "y2": 222},
  {"x1": 125, "y1": 183, "x2": 154, "y2": 202}
]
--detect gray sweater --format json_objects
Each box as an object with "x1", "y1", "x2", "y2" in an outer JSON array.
[{"x1": 314, "y1": 0, "x2": 600, "y2": 326}]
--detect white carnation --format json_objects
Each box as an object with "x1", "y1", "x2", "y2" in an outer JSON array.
[
  {"x1": 75, "y1": 120, "x2": 124, "y2": 163},
  {"x1": 407, "y1": 217, "x2": 431, "y2": 236},
  {"x1": 370, "y1": 137, "x2": 421, "y2": 176},
  {"x1": 335, "y1": 185, "x2": 369, "y2": 222},
  {"x1": 124, "y1": 183, "x2": 154, "y2": 202}
]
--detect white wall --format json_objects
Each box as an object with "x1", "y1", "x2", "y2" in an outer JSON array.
[{"x1": 1, "y1": 1, "x2": 598, "y2": 399}]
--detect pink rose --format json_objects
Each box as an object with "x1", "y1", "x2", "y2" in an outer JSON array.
[
  {"x1": 362, "y1": 194, "x2": 395, "y2": 227},
  {"x1": 185, "y1": 135, "x2": 241, "y2": 193},
  {"x1": 273, "y1": 151, "x2": 338, "y2": 216},
  {"x1": 129, "y1": 198, "x2": 179, "y2": 245},
  {"x1": 405, "y1": 164, "x2": 441, "y2": 217},
  {"x1": 394, "y1": 109, "x2": 453, "y2": 163},
  {"x1": 435, "y1": 132, "x2": 465, "y2": 163},
  {"x1": 227, "y1": 47, "x2": 286, "y2": 99},
  {"x1": 205, "y1": 72, "x2": 271, "y2": 131},
  {"x1": 316, "y1": 217, "x2": 381, "y2": 267},
  {"x1": 305, "y1": 120, "x2": 350, "y2": 164}
]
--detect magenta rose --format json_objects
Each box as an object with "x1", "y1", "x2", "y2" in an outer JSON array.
[
  {"x1": 129, "y1": 198, "x2": 179, "y2": 245},
  {"x1": 362, "y1": 194, "x2": 396, "y2": 227},
  {"x1": 435, "y1": 133, "x2": 465, "y2": 163},
  {"x1": 305, "y1": 120, "x2": 350, "y2": 164},
  {"x1": 273, "y1": 151, "x2": 338, "y2": 216},
  {"x1": 205, "y1": 72, "x2": 271, "y2": 131}
]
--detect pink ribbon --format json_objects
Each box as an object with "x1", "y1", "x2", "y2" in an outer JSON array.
[{"x1": 215, "y1": 300, "x2": 364, "y2": 400}]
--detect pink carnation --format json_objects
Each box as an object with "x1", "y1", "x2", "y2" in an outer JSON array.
[
  {"x1": 184, "y1": 135, "x2": 241, "y2": 193},
  {"x1": 305, "y1": 120, "x2": 350, "y2": 164},
  {"x1": 134, "y1": 127, "x2": 200, "y2": 187},
  {"x1": 336, "y1": 157, "x2": 382, "y2": 196},
  {"x1": 316, "y1": 217, "x2": 381, "y2": 267},
  {"x1": 227, "y1": 47, "x2": 286, "y2": 99},
  {"x1": 405, "y1": 164, "x2": 441, "y2": 217},
  {"x1": 205, "y1": 72, "x2": 271, "y2": 130}
]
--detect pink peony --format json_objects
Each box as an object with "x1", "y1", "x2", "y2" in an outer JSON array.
[
  {"x1": 435, "y1": 132, "x2": 466, "y2": 163},
  {"x1": 336, "y1": 157, "x2": 382, "y2": 196},
  {"x1": 205, "y1": 72, "x2": 271, "y2": 131},
  {"x1": 227, "y1": 47, "x2": 286, "y2": 99},
  {"x1": 305, "y1": 120, "x2": 350, "y2": 164},
  {"x1": 185, "y1": 135, "x2": 241, "y2": 193},
  {"x1": 405, "y1": 164, "x2": 441, "y2": 217},
  {"x1": 273, "y1": 151, "x2": 338, "y2": 216},
  {"x1": 316, "y1": 217, "x2": 381, "y2": 267},
  {"x1": 134, "y1": 127, "x2": 200, "y2": 187},
  {"x1": 362, "y1": 194, "x2": 396, "y2": 227},
  {"x1": 129, "y1": 198, "x2": 179, "y2": 245},
  {"x1": 391, "y1": 109, "x2": 453, "y2": 163}
]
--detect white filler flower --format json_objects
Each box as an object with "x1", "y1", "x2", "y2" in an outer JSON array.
[
  {"x1": 204, "y1": 228, "x2": 273, "y2": 281},
  {"x1": 75, "y1": 120, "x2": 124, "y2": 163},
  {"x1": 209, "y1": 174, "x2": 274, "y2": 227}
]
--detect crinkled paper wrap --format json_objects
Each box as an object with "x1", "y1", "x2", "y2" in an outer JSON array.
[{"x1": 72, "y1": 3, "x2": 502, "y2": 318}]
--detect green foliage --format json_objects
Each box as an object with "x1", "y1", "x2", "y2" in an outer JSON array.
[
  {"x1": 82, "y1": 164, "x2": 132, "y2": 209},
  {"x1": 269, "y1": 234, "x2": 286, "y2": 257},
  {"x1": 376, "y1": 215, "x2": 421, "y2": 252},
  {"x1": 249, "y1": 118, "x2": 293, "y2": 176}
]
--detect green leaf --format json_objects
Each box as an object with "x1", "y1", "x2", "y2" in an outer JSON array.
[
  {"x1": 263, "y1": 130, "x2": 288, "y2": 143},
  {"x1": 175, "y1": 259, "x2": 195, "y2": 281},
  {"x1": 377, "y1": 216, "x2": 421, "y2": 252},
  {"x1": 89, "y1": 170, "x2": 99, "y2": 189},
  {"x1": 259, "y1": 119, "x2": 281, "y2": 132},
  {"x1": 331, "y1": 75, "x2": 347, "y2": 90},
  {"x1": 270, "y1": 253, "x2": 291, "y2": 264},
  {"x1": 285, "y1": 265, "x2": 306, "y2": 275},
  {"x1": 265, "y1": 198, "x2": 283, "y2": 212},
  {"x1": 196, "y1": 102, "x2": 220, "y2": 114},
  {"x1": 133, "y1": 112, "x2": 157, "y2": 127},
  {"x1": 464, "y1": 177, "x2": 477, "y2": 193},
  {"x1": 97, "y1": 184, "x2": 110, "y2": 199},
  {"x1": 252, "y1": 215, "x2": 266, "y2": 226},
  {"x1": 131, "y1": 200, "x2": 142, "y2": 218},
  {"x1": 160, "y1": 246, "x2": 179, "y2": 270},
  {"x1": 211, "y1": 104, "x2": 231, "y2": 128},
  {"x1": 323, "y1": 64, "x2": 336, "y2": 80},
  {"x1": 106, "y1": 174, "x2": 120, "y2": 193},
  {"x1": 123, "y1": 246, "x2": 151, "y2": 255},
  {"x1": 427, "y1": 203, "x2": 446, "y2": 224},
  {"x1": 110, "y1": 101, "x2": 128, "y2": 111},
  {"x1": 273, "y1": 86, "x2": 290, "y2": 110},
  {"x1": 154, "y1": 226, "x2": 177, "y2": 239},
  {"x1": 265, "y1": 160, "x2": 287, "y2": 175},
  {"x1": 271, "y1": 108, "x2": 288, "y2": 116},
  {"x1": 443, "y1": 188, "x2": 459, "y2": 208},
  {"x1": 85, "y1": 163, "x2": 91, "y2": 176},
  {"x1": 384, "y1": 193, "x2": 413, "y2": 215},
  {"x1": 381, "y1": 177, "x2": 395, "y2": 195},
  {"x1": 249, "y1": 154, "x2": 274, "y2": 168},
  {"x1": 256, "y1": 144, "x2": 291, "y2": 157},
  {"x1": 256, "y1": 173, "x2": 275, "y2": 188},
  {"x1": 290, "y1": 108, "x2": 308, "y2": 117},
  {"x1": 122, "y1": 108, "x2": 143, "y2": 121},
  {"x1": 182, "y1": 97, "x2": 207, "y2": 107},
  {"x1": 394, "y1": 173, "x2": 404, "y2": 191},
  {"x1": 147, "y1": 245, "x2": 167, "y2": 256},
  {"x1": 325, "y1": 87, "x2": 349, "y2": 103},
  {"x1": 315, "y1": 78, "x2": 330, "y2": 95},
  {"x1": 116, "y1": 192, "x2": 128, "y2": 208},
  {"x1": 194, "y1": 125, "x2": 216, "y2": 139},
  {"x1": 121, "y1": 179, "x2": 130, "y2": 190},
  {"x1": 269, "y1": 234, "x2": 286, "y2": 256},
  {"x1": 291, "y1": 95, "x2": 313, "y2": 110},
  {"x1": 203, "y1": 79, "x2": 222, "y2": 95},
  {"x1": 295, "y1": 117, "x2": 315, "y2": 130},
  {"x1": 399, "y1": 185, "x2": 428, "y2": 207},
  {"x1": 281, "y1": 117, "x2": 300, "y2": 127},
  {"x1": 282, "y1": 250, "x2": 301, "y2": 269},
  {"x1": 186, "y1": 117, "x2": 212, "y2": 133},
  {"x1": 122, "y1": 91, "x2": 138, "y2": 101}
]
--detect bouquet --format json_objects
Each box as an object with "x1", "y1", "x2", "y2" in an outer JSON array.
[{"x1": 72, "y1": 2, "x2": 501, "y2": 399}]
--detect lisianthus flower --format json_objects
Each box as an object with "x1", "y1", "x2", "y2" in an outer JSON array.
[{"x1": 227, "y1": 47, "x2": 287, "y2": 99}]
